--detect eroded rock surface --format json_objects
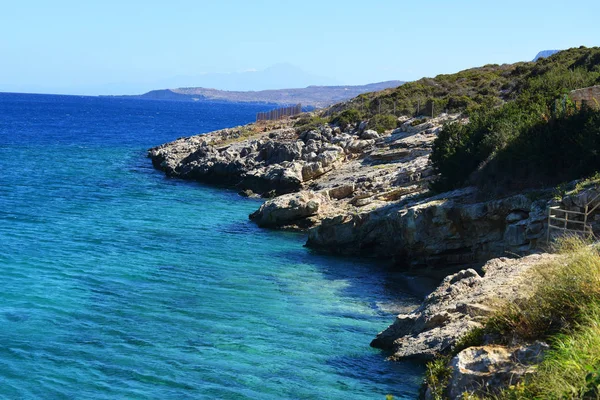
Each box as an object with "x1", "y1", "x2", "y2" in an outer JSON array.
[
  {"x1": 149, "y1": 113, "x2": 600, "y2": 266},
  {"x1": 370, "y1": 253, "x2": 557, "y2": 361},
  {"x1": 149, "y1": 114, "x2": 460, "y2": 231},
  {"x1": 308, "y1": 189, "x2": 552, "y2": 266},
  {"x1": 249, "y1": 191, "x2": 335, "y2": 229},
  {"x1": 445, "y1": 342, "x2": 548, "y2": 399}
]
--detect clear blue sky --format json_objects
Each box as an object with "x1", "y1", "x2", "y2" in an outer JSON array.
[{"x1": 1, "y1": 0, "x2": 599, "y2": 95}]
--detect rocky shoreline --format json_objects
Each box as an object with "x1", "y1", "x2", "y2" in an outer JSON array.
[
  {"x1": 370, "y1": 253, "x2": 556, "y2": 361},
  {"x1": 148, "y1": 114, "x2": 556, "y2": 266},
  {"x1": 148, "y1": 114, "x2": 600, "y2": 398}
]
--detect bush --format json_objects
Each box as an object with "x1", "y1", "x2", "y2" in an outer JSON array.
[
  {"x1": 411, "y1": 118, "x2": 428, "y2": 126},
  {"x1": 432, "y1": 84, "x2": 600, "y2": 193},
  {"x1": 425, "y1": 47, "x2": 600, "y2": 193},
  {"x1": 293, "y1": 115, "x2": 328, "y2": 133},
  {"x1": 331, "y1": 108, "x2": 363, "y2": 129},
  {"x1": 369, "y1": 114, "x2": 398, "y2": 133},
  {"x1": 472, "y1": 106, "x2": 600, "y2": 193},
  {"x1": 424, "y1": 356, "x2": 452, "y2": 400}
]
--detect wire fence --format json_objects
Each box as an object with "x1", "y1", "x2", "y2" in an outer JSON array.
[{"x1": 256, "y1": 104, "x2": 302, "y2": 122}]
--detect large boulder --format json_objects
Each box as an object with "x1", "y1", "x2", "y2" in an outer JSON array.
[
  {"x1": 257, "y1": 141, "x2": 304, "y2": 164},
  {"x1": 360, "y1": 129, "x2": 380, "y2": 140},
  {"x1": 249, "y1": 191, "x2": 331, "y2": 228}
]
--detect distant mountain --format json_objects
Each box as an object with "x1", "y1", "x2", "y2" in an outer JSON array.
[
  {"x1": 533, "y1": 50, "x2": 560, "y2": 61},
  {"x1": 171, "y1": 63, "x2": 339, "y2": 91},
  {"x1": 119, "y1": 81, "x2": 405, "y2": 108}
]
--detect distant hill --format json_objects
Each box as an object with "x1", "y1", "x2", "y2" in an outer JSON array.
[
  {"x1": 533, "y1": 50, "x2": 560, "y2": 61},
  {"x1": 118, "y1": 81, "x2": 404, "y2": 108}
]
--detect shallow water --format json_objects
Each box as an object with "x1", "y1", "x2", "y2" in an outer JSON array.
[{"x1": 0, "y1": 93, "x2": 424, "y2": 399}]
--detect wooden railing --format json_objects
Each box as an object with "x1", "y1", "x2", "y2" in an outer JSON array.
[{"x1": 547, "y1": 192, "x2": 600, "y2": 242}]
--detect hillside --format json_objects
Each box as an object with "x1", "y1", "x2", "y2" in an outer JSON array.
[
  {"x1": 319, "y1": 46, "x2": 600, "y2": 193},
  {"x1": 325, "y1": 47, "x2": 599, "y2": 120},
  {"x1": 324, "y1": 63, "x2": 526, "y2": 118},
  {"x1": 118, "y1": 81, "x2": 404, "y2": 108}
]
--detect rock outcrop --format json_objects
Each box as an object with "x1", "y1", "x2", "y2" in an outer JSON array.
[
  {"x1": 371, "y1": 253, "x2": 556, "y2": 360},
  {"x1": 307, "y1": 189, "x2": 552, "y2": 266},
  {"x1": 149, "y1": 125, "x2": 314, "y2": 195},
  {"x1": 149, "y1": 111, "x2": 600, "y2": 268},
  {"x1": 444, "y1": 342, "x2": 548, "y2": 399},
  {"x1": 249, "y1": 191, "x2": 335, "y2": 229},
  {"x1": 149, "y1": 114, "x2": 459, "y2": 231},
  {"x1": 147, "y1": 106, "x2": 600, "y2": 399}
]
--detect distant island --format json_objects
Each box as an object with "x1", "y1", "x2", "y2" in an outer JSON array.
[{"x1": 110, "y1": 81, "x2": 404, "y2": 108}]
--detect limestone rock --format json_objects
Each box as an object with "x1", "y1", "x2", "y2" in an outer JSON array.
[
  {"x1": 326, "y1": 184, "x2": 355, "y2": 200},
  {"x1": 360, "y1": 129, "x2": 380, "y2": 140},
  {"x1": 448, "y1": 342, "x2": 548, "y2": 399},
  {"x1": 308, "y1": 189, "x2": 543, "y2": 265},
  {"x1": 249, "y1": 191, "x2": 331, "y2": 228},
  {"x1": 370, "y1": 253, "x2": 556, "y2": 361}
]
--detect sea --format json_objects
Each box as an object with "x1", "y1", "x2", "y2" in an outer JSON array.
[{"x1": 0, "y1": 92, "x2": 424, "y2": 399}]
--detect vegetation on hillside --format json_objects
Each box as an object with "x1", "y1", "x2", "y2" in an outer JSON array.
[
  {"x1": 326, "y1": 63, "x2": 524, "y2": 119},
  {"x1": 485, "y1": 238, "x2": 600, "y2": 399},
  {"x1": 430, "y1": 46, "x2": 600, "y2": 193},
  {"x1": 309, "y1": 47, "x2": 600, "y2": 195}
]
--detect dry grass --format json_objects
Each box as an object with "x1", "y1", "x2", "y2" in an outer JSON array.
[
  {"x1": 473, "y1": 237, "x2": 600, "y2": 399},
  {"x1": 486, "y1": 237, "x2": 600, "y2": 341}
]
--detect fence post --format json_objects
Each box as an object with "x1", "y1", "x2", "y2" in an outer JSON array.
[{"x1": 547, "y1": 207, "x2": 551, "y2": 243}]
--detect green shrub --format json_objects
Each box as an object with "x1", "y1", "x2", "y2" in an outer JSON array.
[
  {"x1": 452, "y1": 238, "x2": 600, "y2": 399},
  {"x1": 523, "y1": 305, "x2": 600, "y2": 399},
  {"x1": 472, "y1": 106, "x2": 600, "y2": 194},
  {"x1": 331, "y1": 108, "x2": 363, "y2": 129},
  {"x1": 429, "y1": 47, "x2": 600, "y2": 194},
  {"x1": 411, "y1": 118, "x2": 428, "y2": 126},
  {"x1": 424, "y1": 356, "x2": 452, "y2": 400},
  {"x1": 369, "y1": 114, "x2": 398, "y2": 133},
  {"x1": 293, "y1": 115, "x2": 328, "y2": 133}
]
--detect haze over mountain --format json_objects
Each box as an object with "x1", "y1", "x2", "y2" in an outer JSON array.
[
  {"x1": 118, "y1": 81, "x2": 405, "y2": 108},
  {"x1": 174, "y1": 63, "x2": 340, "y2": 91},
  {"x1": 0, "y1": 64, "x2": 340, "y2": 96}
]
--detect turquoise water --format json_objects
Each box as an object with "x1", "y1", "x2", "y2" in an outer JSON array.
[{"x1": 0, "y1": 93, "x2": 423, "y2": 399}]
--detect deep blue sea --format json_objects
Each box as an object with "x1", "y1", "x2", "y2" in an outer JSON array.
[{"x1": 0, "y1": 93, "x2": 424, "y2": 399}]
